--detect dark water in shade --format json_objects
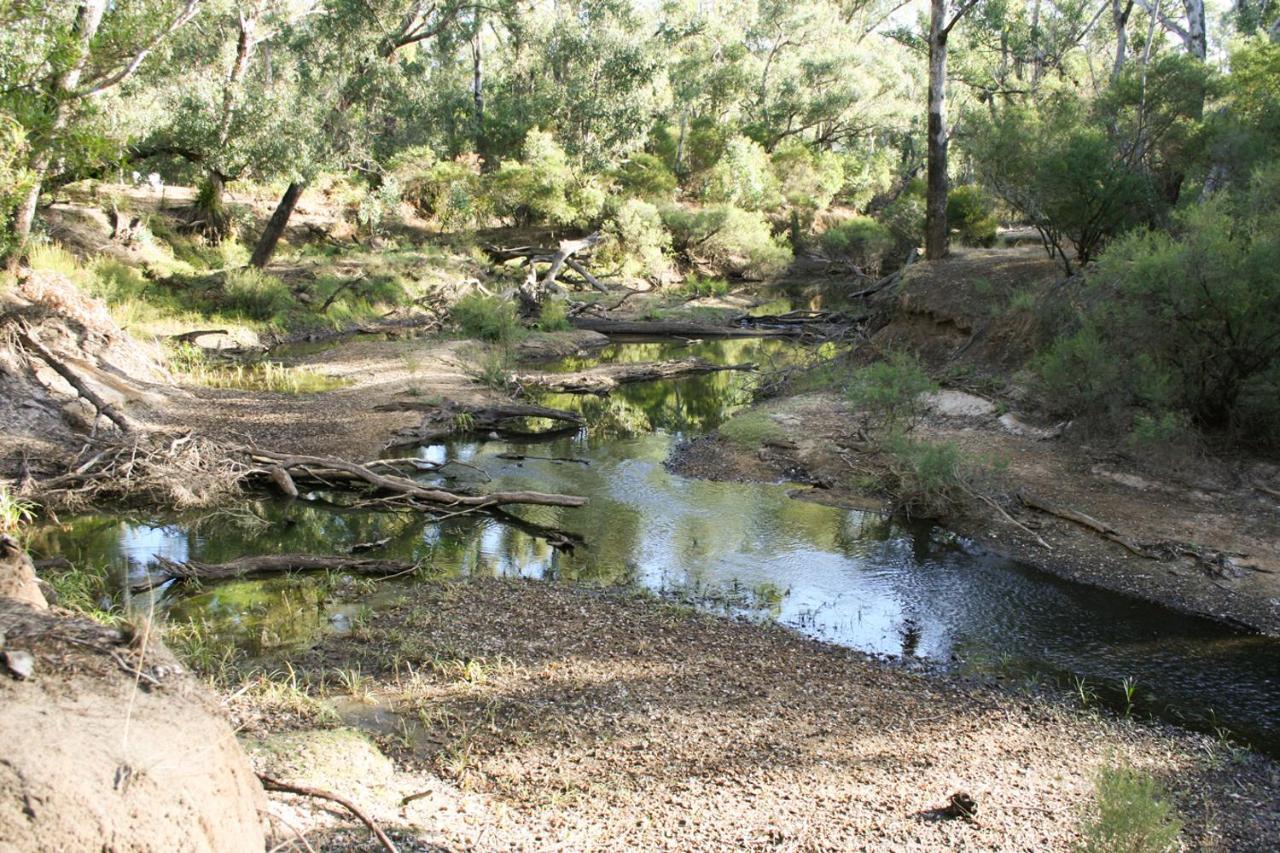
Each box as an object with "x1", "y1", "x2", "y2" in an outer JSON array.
[{"x1": 30, "y1": 337, "x2": 1280, "y2": 753}]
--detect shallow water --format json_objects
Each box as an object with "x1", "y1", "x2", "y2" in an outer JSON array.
[{"x1": 32, "y1": 336, "x2": 1280, "y2": 752}]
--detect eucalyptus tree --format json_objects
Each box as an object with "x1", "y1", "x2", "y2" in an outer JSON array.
[
  {"x1": 925, "y1": 0, "x2": 981, "y2": 260},
  {"x1": 0, "y1": 0, "x2": 204, "y2": 262}
]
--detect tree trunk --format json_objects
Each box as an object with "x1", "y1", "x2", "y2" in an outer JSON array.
[
  {"x1": 925, "y1": 0, "x2": 950, "y2": 261},
  {"x1": 1112, "y1": 0, "x2": 1133, "y2": 78},
  {"x1": 7, "y1": 0, "x2": 107, "y2": 258},
  {"x1": 1184, "y1": 0, "x2": 1207, "y2": 60},
  {"x1": 249, "y1": 181, "x2": 303, "y2": 269},
  {"x1": 471, "y1": 12, "x2": 486, "y2": 162}
]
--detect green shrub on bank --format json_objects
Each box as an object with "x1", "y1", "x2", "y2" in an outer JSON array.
[
  {"x1": 222, "y1": 268, "x2": 294, "y2": 321},
  {"x1": 662, "y1": 204, "x2": 791, "y2": 279},
  {"x1": 700, "y1": 135, "x2": 781, "y2": 211},
  {"x1": 398, "y1": 155, "x2": 487, "y2": 230},
  {"x1": 451, "y1": 292, "x2": 523, "y2": 342},
  {"x1": 771, "y1": 140, "x2": 844, "y2": 220},
  {"x1": 612, "y1": 153, "x2": 678, "y2": 201},
  {"x1": 820, "y1": 218, "x2": 894, "y2": 274},
  {"x1": 600, "y1": 198, "x2": 672, "y2": 281},
  {"x1": 534, "y1": 299, "x2": 572, "y2": 332},
  {"x1": 947, "y1": 185, "x2": 998, "y2": 246},
  {"x1": 1079, "y1": 764, "x2": 1182, "y2": 853},
  {"x1": 880, "y1": 433, "x2": 969, "y2": 517},
  {"x1": 846, "y1": 351, "x2": 937, "y2": 431},
  {"x1": 1035, "y1": 171, "x2": 1280, "y2": 441}
]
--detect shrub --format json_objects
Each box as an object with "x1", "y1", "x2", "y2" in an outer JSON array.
[
  {"x1": 1080, "y1": 765, "x2": 1182, "y2": 853},
  {"x1": 881, "y1": 180, "x2": 926, "y2": 255},
  {"x1": 946, "y1": 185, "x2": 998, "y2": 246},
  {"x1": 485, "y1": 129, "x2": 601, "y2": 228},
  {"x1": 399, "y1": 156, "x2": 486, "y2": 230},
  {"x1": 662, "y1": 204, "x2": 791, "y2": 279},
  {"x1": 1035, "y1": 174, "x2": 1280, "y2": 439},
  {"x1": 771, "y1": 141, "x2": 844, "y2": 218},
  {"x1": 222, "y1": 269, "x2": 294, "y2": 321},
  {"x1": 0, "y1": 115, "x2": 34, "y2": 260},
  {"x1": 613, "y1": 153, "x2": 677, "y2": 200},
  {"x1": 599, "y1": 198, "x2": 672, "y2": 281},
  {"x1": 881, "y1": 433, "x2": 968, "y2": 517},
  {"x1": 700, "y1": 135, "x2": 781, "y2": 211},
  {"x1": 846, "y1": 351, "x2": 937, "y2": 431},
  {"x1": 534, "y1": 299, "x2": 572, "y2": 332},
  {"x1": 820, "y1": 218, "x2": 894, "y2": 275},
  {"x1": 451, "y1": 292, "x2": 523, "y2": 343}
]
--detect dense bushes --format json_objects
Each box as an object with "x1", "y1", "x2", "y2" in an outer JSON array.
[
  {"x1": 450, "y1": 292, "x2": 523, "y2": 342},
  {"x1": 663, "y1": 205, "x2": 792, "y2": 279},
  {"x1": 819, "y1": 218, "x2": 893, "y2": 274},
  {"x1": 700, "y1": 136, "x2": 780, "y2": 211},
  {"x1": 1035, "y1": 171, "x2": 1280, "y2": 441},
  {"x1": 599, "y1": 198, "x2": 672, "y2": 281},
  {"x1": 0, "y1": 116, "x2": 33, "y2": 259},
  {"x1": 946, "y1": 185, "x2": 997, "y2": 246}
]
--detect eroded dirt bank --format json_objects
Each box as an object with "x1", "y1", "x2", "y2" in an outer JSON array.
[{"x1": 230, "y1": 578, "x2": 1280, "y2": 850}]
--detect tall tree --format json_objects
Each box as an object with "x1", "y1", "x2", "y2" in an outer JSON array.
[
  {"x1": 2, "y1": 1, "x2": 203, "y2": 261},
  {"x1": 926, "y1": 0, "x2": 980, "y2": 260}
]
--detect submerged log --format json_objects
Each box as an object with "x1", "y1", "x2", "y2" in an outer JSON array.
[
  {"x1": 382, "y1": 400, "x2": 585, "y2": 446},
  {"x1": 511, "y1": 357, "x2": 754, "y2": 395},
  {"x1": 133, "y1": 554, "x2": 415, "y2": 593}
]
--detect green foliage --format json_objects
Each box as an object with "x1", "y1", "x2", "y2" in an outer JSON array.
[
  {"x1": 487, "y1": 130, "x2": 598, "y2": 227},
  {"x1": 534, "y1": 300, "x2": 572, "y2": 332},
  {"x1": 0, "y1": 115, "x2": 33, "y2": 258},
  {"x1": 451, "y1": 292, "x2": 523, "y2": 343},
  {"x1": 700, "y1": 136, "x2": 781, "y2": 211},
  {"x1": 880, "y1": 433, "x2": 969, "y2": 517},
  {"x1": 820, "y1": 218, "x2": 894, "y2": 275},
  {"x1": 880, "y1": 181, "x2": 926, "y2": 255},
  {"x1": 173, "y1": 353, "x2": 347, "y2": 394},
  {"x1": 662, "y1": 205, "x2": 791, "y2": 279},
  {"x1": 600, "y1": 198, "x2": 672, "y2": 281},
  {"x1": 612, "y1": 153, "x2": 677, "y2": 200},
  {"x1": 1208, "y1": 36, "x2": 1280, "y2": 191},
  {"x1": 0, "y1": 484, "x2": 35, "y2": 536},
  {"x1": 1079, "y1": 765, "x2": 1182, "y2": 853},
  {"x1": 771, "y1": 141, "x2": 844, "y2": 218},
  {"x1": 946, "y1": 185, "x2": 998, "y2": 247},
  {"x1": 1036, "y1": 173, "x2": 1280, "y2": 439},
  {"x1": 678, "y1": 275, "x2": 730, "y2": 298},
  {"x1": 221, "y1": 269, "x2": 295, "y2": 321},
  {"x1": 846, "y1": 352, "x2": 937, "y2": 431}
]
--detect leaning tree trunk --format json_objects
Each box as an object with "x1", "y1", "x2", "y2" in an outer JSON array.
[
  {"x1": 249, "y1": 181, "x2": 303, "y2": 269},
  {"x1": 925, "y1": 0, "x2": 951, "y2": 261},
  {"x1": 1112, "y1": 0, "x2": 1133, "y2": 79}
]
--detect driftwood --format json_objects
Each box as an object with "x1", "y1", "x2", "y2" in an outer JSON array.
[
  {"x1": 167, "y1": 329, "x2": 230, "y2": 344},
  {"x1": 133, "y1": 554, "x2": 416, "y2": 593},
  {"x1": 569, "y1": 317, "x2": 796, "y2": 338},
  {"x1": 248, "y1": 449, "x2": 587, "y2": 510},
  {"x1": 382, "y1": 400, "x2": 585, "y2": 446},
  {"x1": 17, "y1": 326, "x2": 134, "y2": 432},
  {"x1": 258, "y1": 773, "x2": 398, "y2": 853},
  {"x1": 510, "y1": 357, "x2": 754, "y2": 395},
  {"x1": 1017, "y1": 490, "x2": 1156, "y2": 558},
  {"x1": 496, "y1": 453, "x2": 589, "y2": 465},
  {"x1": 319, "y1": 272, "x2": 369, "y2": 312}
]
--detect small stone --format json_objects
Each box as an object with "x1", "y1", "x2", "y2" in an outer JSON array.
[{"x1": 4, "y1": 649, "x2": 36, "y2": 680}]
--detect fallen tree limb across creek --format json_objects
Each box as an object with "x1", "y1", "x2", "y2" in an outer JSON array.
[
  {"x1": 510, "y1": 357, "x2": 754, "y2": 394},
  {"x1": 132, "y1": 554, "x2": 416, "y2": 593}
]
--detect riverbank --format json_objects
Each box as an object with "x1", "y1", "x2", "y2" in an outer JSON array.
[{"x1": 224, "y1": 576, "x2": 1280, "y2": 850}]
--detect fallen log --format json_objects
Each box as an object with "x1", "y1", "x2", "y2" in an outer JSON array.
[
  {"x1": 496, "y1": 453, "x2": 589, "y2": 465},
  {"x1": 510, "y1": 357, "x2": 754, "y2": 394},
  {"x1": 570, "y1": 317, "x2": 797, "y2": 338},
  {"x1": 248, "y1": 449, "x2": 587, "y2": 509},
  {"x1": 17, "y1": 326, "x2": 134, "y2": 432},
  {"x1": 1017, "y1": 490, "x2": 1156, "y2": 558},
  {"x1": 381, "y1": 400, "x2": 585, "y2": 446},
  {"x1": 133, "y1": 554, "x2": 415, "y2": 593}
]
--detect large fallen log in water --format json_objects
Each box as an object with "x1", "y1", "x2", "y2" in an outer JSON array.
[
  {"x1": 510, "y1": 357, "x2": 755, "y2": 394},
  {"x1": 380, "y1": 400, "x2": 586, "y2": 446},
  {"x1": 133, "y1": 554, "x2": 416, "y2": 593},
  {"x1": 247, "y1": 449, "x2": 588, "y2": 510}
]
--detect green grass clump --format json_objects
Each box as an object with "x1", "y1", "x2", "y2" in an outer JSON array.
[
  {"x1": 880, "y1": 433, "x2": 968, "y2": 516},
  {"x1": 0, "y1": 484, "x2": 35, "y2": 535},
  {"x1": 847, "y1": 351, "x2": 937, "y2": 431},
  {"x1": 1080, "y1": 764, "x2": 1183, "y2": 853},
  {"x1": 718, "y1": 410, "x2": 786, "y2": 447},
  {"x1": 174, "y1": 351, "x2": 347, "y2": 394},
  {"x1": 534, "y1": 299, "x2": 572, "y2": 332},
  {"x1": 451, "y1": 292, "x2": 524, "y2": 342},
  {"x1": 221, "y1": 268, "x2": 295, "y2": 321},
  {"x1": 678, "y1": 275, "x2": 731, "y2": 298}
]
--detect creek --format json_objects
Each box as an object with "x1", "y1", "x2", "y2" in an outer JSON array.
[{"x1": 32, "y1": 335, "x2": 1280, "y2": 753}]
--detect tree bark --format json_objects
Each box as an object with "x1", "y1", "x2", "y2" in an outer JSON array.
[
  {"x1": 1112, "y1": 0, "x2": 1134, "y2": 78},
  {"x1": 925, "y1": 0, "x2": 951, "y2": 261},
  {"x1": 1183, "y1": 0, "x2": 1207, "y2": 60},
  {"x1": 249, "y1": 181, "x2": 303, "y2": 268}
]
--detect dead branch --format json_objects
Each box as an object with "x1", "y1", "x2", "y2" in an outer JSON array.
[
  {"x1": 133, "y1": 554, "x2": 416, "y2": 593},
  {"x1": 496, "y1": 453, "x2": 589, "y2": 465},
  {"x1": 247, "y1": 449, "x2": 587, "y2": 509},
  {"x1": 258, "y1": 773, "x2": 398, "y2": 853},
  {"x1": 1017, "y1": 490, "x2": 1155, "y2": 558},
  {"x1": 569, "y1": 317, "x2": 797, "y2": 338},
  {"x1": 511, "y1": 358, "x2": 754, "y2": 395},
  {"x1": 167, "y1": 329, "x2": 230, "y2": 344},
  {"x1": 381, "y1": 400, "x2": 585, "y2": 446},
  {"x1": 16, "y1": 325, "x2": 134, "y2": 432}
]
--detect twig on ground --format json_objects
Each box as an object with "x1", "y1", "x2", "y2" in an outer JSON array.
[{"x1": 258, "y1": 773, "x2": 398, "y2": 853}]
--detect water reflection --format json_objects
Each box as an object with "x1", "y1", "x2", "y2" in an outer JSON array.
[{"x1": 30, "y1": 337, "x2": 1280, "y2": 753}]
